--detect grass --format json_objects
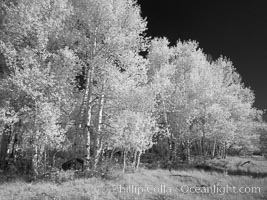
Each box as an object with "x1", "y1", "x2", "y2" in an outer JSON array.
[
  {"x1": 205, "y1": 156, "x2": 267, "y2": 177},
  {"x1": 0, "y1": 156, "x2": 266, "y2": 200}
]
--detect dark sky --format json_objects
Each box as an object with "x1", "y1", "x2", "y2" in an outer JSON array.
[{"x1": 137, "y1": 0, "x2": 267, "y2": 119}]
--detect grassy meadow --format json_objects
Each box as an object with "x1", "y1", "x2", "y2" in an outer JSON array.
[{"x1": 0, "y1": 156, "x2": 266, "y2": 200}]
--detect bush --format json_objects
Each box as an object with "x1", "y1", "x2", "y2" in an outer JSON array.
[{"x1": 42, "y1": 169, "x2": 76, "y2": 183}]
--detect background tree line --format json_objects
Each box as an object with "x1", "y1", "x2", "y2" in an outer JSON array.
[{"x1": 0, "y1": 0, "x2": 266, "y2": 176}]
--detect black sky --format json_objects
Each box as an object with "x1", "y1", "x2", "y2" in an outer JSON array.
[{"x1": 137, "y1": 0, "x2": 267, "y2": 119}]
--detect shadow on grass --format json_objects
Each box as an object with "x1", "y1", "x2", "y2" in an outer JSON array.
[
  {"x1": 194, "y1": 164, "x2": 267, "y2": 178},
  {"x1": 145, "y1": 161, "x2": 267, "y2": 179}
]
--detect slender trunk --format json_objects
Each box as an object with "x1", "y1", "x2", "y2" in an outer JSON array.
[
  {"x1": 133, "y1": 150, "x2": 138, "y2": 169},
  {"x1": 170, "y1": 134, "x2": 173, "y2": 160},
  {"x1": 10, "y1": 132, "x2": 17, "y2": 159},
  {"x1": 167, "y1": 137, "x2": 172, "y2": 161},
  {"x1": 94, "y1": 93, "x2": 105, "y2": 169},
  {"x1": 162, "y1": 101, "x2": 172, "y2": 161},
  {"x1": 194, "y1": 140, "x2": 199, "y2": 156},
  {"x1": 173, "y1": 139, "x2": 177, "y2": 162},
  {"x1": 44, "y1": 149, "x2": 47, "y2": 175},
  {"x1": 0, "y1": 125, "x2": 10, "y2": 170},
  {"x1": 119, "y1": 150, "x2": 124, "y2": 164},
  {"x1": 207, "y1": 142, "x2": 210, "y2": 157},
  {"x1": 201, "y1": 133, "x2": 205, "y2": 155},
  {"x1": 219, "y1": 145, "x2": 223, "y2": 158},
  {"x1": 217, "y1": 145, "x2": 220, "y2": 157},
  {"x1": 80, "y1": 27, "x2": 98, "y2": 168},
  {"x1": 123, "y1": 150, "x2": 127, "y2": 174},
  {"x1": 192, "y1": 140, "x2": 198, "y2": 156},
  {"x1": 136, "y1": 151, "x2": 141, "y2": 170},
  {"x1": 186, "y1": 138, "x2": 191, "y2": 164},
  {"x1": 32, "y1": 145, "x2": 38, "y2": 176},
  {"x1": 52, "y1": 151, "x2": 59, "y2": 167},
  {"x1": 219, "y1": 145, "x2": 222, "y2": 158},
  {"x1": 212, "y1": 139, "x2": 217, "y2": 159},
  {"x1": 202, "y1": 131, "x2": 206, "y2": 164},
  {"x1": 32, "y1": 101, "x2": 38, "y2": 176},
  {"x1": 199, "y1": 139, "x2": 202, "y2": 156},
  {"x1": 85, "y1": 68, "x2": 94, "y2": 167},
  {"x1": 110, "y1": 148, "x2": 115, "y2": 162},
  {"x1": 220, "y1": 145, "x2": 224, "y2": 158},
  {"x1": 94, "y1": 142, "x2": 103, "y2": 169},
  {"x1": 223, "y1": 142, "x2": 227, "y2": 159}
]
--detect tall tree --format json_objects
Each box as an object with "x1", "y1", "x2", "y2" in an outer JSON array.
[
  {"x1": 148, "y1": 38, "x2": 265, "y2": 162},
  {"x1": 64, "y1": 0, "x2": 148, "y2": 168},
  {"x1": 0, "y1": 0, "x2": 76, "y2": 174}
]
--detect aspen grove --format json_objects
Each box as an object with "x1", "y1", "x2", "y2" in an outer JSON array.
[{"x1": 0, "y1": 0, "x2": 266, "y2": 176}]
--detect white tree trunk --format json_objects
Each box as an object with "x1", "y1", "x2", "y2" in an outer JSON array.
[
  {"x1": 94, "y1": 93, "x2": 105, "y2": 169},
  {"x1": 83, "y1": 27, "x2": 98, "y2": 168},
  {"x1": 0, "y1": 125, "x2": 9, "y2": 169},
  {"x1": 32, "y1": 145, "x2": 38, "y2": 176},
  {"x1": 133, "y1": 150, "x2": 138, "y2": 169},
  {"x1": 162, "y1": 101, "x2": 172, "y2": 161},
  {"x1": 136, "y1": 151, "x2": 141, "y2": 170},
  {"x1": 123, "y1": 150, "x2": 127, "y2": 174},
  {"x1": 186, "y1": 138, "x2": 191, "y2": 164},
  {"x1": 84, "y1": 68, "x2": 94, "y2": 167},
  {"x1": 212, "y1": 139, "x2": 217, "y2": 159}
]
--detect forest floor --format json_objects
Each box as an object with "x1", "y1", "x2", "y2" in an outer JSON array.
[{"x1": 0, "y1": 156, "x2": 266, "y2": 200}]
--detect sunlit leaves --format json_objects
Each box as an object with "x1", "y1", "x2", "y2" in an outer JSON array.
[
  {"x1": 110, "y1": 110, "x2": 158, "y2": 152},
  {"x1": 148, "y1": 37, "x2": 264, "y2": 147}
]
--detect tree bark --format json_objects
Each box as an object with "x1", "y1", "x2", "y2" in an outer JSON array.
[
  {"x1": 162, "y1": 101, "x2": 172, "y2": 161},
  {"x1": 136, "y1": 151, "x2": 141, "y2": 170},
  {"x1": 9, "y1": 132, "x2": 17, "y2": 159},
  {"x1": 211, "y1": 139, "x2": 217, "y2": 159},
  {"x1": 44, "y1": 148, "x2": 47, "y2": 175},
  {"x1": 94, "y1": 92, "x2": 105, "y2": 169},
  {"x1": 83, "y1": 68, "x2": 94, "y2": 167},
  {"x1": 173, "y1": 139, "x2": 177, "y2": 162},
  {"x1": 202, "y1": 131, "x2": 206, "y2": 164},
  {"x1": 194, "y1": 140, "x2": 199, "y2": 156},
  {"x1": 32, "y1": 145, "x2": 38, "y2": 176},
  {"x1": 110, "y1": 148, "x2": 115, "y2": 162},
  {"x1": 223, "y1": 142, "x2": 227, "y2": 159},
  {"x1": 123, "y1": 150, "x2": 127, "y2": 174},
  {"x1": 80, "y1": 27, "x2": 99, "y2": 169},
  {"x1": 186, "y1": 138, "x2": 191, "y2": 164},
  {"x1": 0, "y1": 125, "x2": 10, "y2": 170},
  {"x1": 52, "y1": 150, "x2": 59, "y2": 167},
  {"x1": 132, "y1": 150, "x2": 138, "y2": 169}
]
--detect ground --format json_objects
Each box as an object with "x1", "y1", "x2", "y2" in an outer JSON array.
[{"x1": 0, "y1": 156, "x2": 266, "y2": 200}]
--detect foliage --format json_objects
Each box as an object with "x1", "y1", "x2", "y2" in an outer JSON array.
[
  {"x1": 148, "y1": 38, "x2": 265, "y2": 161},
  {"x1": 0, "y1": 0, "x2": 266, "y2": 177},
  {"x1": 110, "y1": 110, "x2": 157, "y2": 152}
]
